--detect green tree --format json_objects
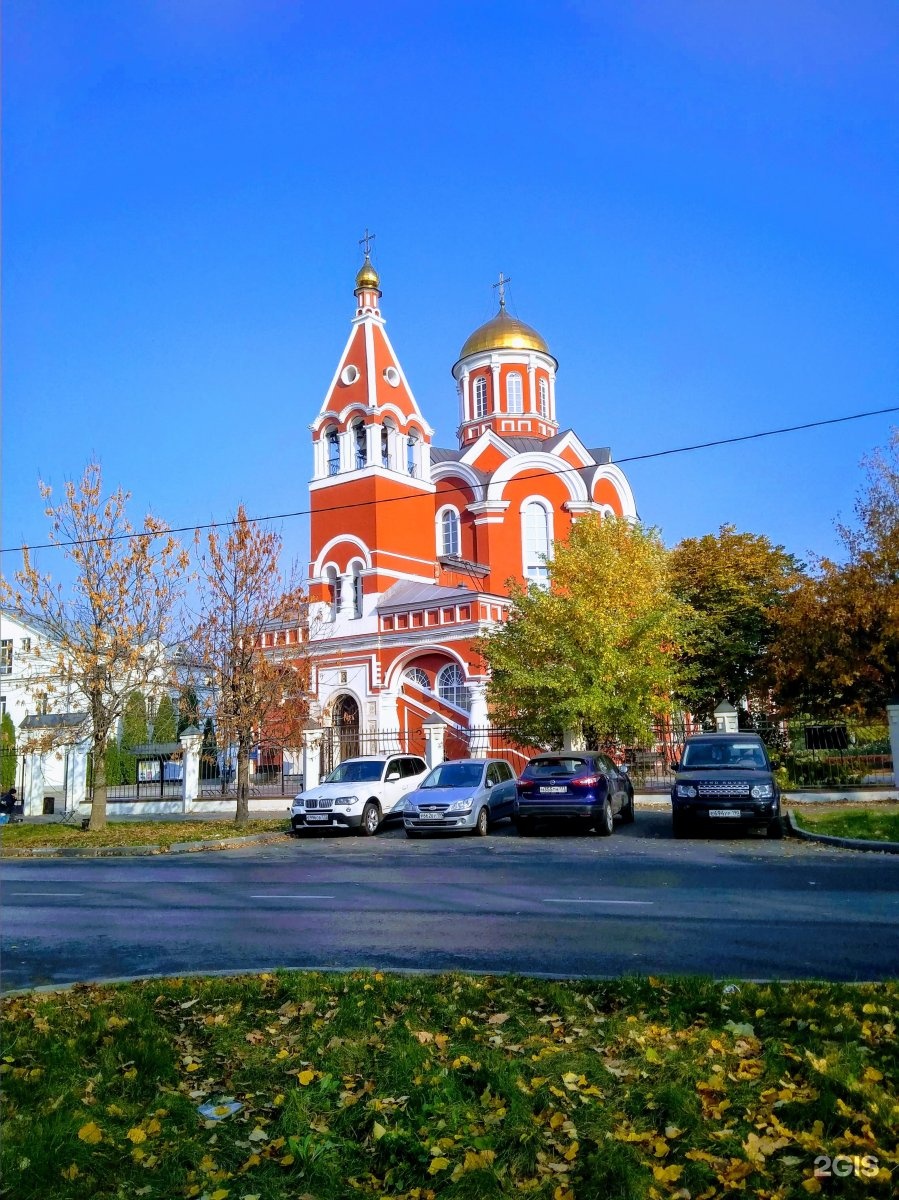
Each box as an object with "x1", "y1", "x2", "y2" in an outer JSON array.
[
  {"x1": 121, "y1": 690, "x2": 149, "y2": 784},
  {"x1": 668, "y1": 525, "x2": 802, "y2": 721},
  {"x1": 480, "y1": 515, "x2": 684, "y2": 748},
  {"x1": 769, "y1": 430, "x2": 899, "y2": 716},
  {"x1": 177, "y1": 685, "x2": 200, "y2": 734},
  {"x1": 1, "y1": 712, "x2": 16, "y2": 790},
  {"x1": 104, "y1": 739, "x2": 124, "y2": 787},
  {"x1": 152, "y1": 692, "x2": 178, "y2": 743},
  {"x1": 200, "y1": 716, "x2": 218, "y2": 780}
]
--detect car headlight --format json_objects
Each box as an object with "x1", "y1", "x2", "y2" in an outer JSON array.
[
  {"x1": 448, "y1": 799, "x2": 473, "y2": 812},
  {"x1": 675, "y1": 784, "x2": 697, "y2": 798},
  {"x1": 751, "y1": 784, "x2": 774, "y2": 799},
  {"x1": 403, "y1": 797, "x2": 417, "y2": 812}
]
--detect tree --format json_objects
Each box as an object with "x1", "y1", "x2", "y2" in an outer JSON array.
[
  {"x1": 769, "y1": 430, "x2": 899, "y2": 716},
  {"x1": 0, "y1": 461, "x2": 187, "y2": 829},
  {"x1": 479, "y1": 515, "x2": 685, "y2": 748},
  {"x1": 177, "y1": 685, "x2": 201, "y2": 734},
  {"x1": 153, "y1": 692, "x2": 178, "y2": 743},
  {"x1": 120, "y1": 690, "x2": 149, "y2": 783},
  {"x1": 191, "y1": 506, "x2": 308, "y2": 823},
  {"x1": 1, "y1": 712, "x2": 16, "y2": 790},
  {"x1": 200, "y1": 716, "x2": 218, "y2": 780},
  {"x1": 668, "y1": 525, "x2": 802, "y2": 721}
]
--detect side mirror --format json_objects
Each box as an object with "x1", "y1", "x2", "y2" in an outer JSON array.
[
  {"x1": 386, "y1": 770, "x2": 401, "y2": 781},
  {"x1": 669, "y1": 758, "x2": 680, "y2": 772}
]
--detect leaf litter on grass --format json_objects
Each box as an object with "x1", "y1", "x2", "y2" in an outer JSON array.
[{"x1": 1, "y1": 972, "x2": 896, "y2": 1198}]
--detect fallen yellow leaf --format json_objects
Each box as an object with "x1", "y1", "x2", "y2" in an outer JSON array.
[
  {"x1": 77, "y1": 1121, "x2": 103, "y2": 1144},
  {"x1": 373, "y1": 1121, "x2": 387, "y2": 1140},
  {"x1": 428, "y1": 1157, "x2": 450, "y2": 1174},
  {"x1": 297, "y1": 1069, "x2": 315, "y2": 1086},
  {"x1": 127, "y1": 1127, "x2": 147, "y2": 1144}
]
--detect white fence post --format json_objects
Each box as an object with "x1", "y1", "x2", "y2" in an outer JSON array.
[
  {"x1": 180, "y1": 725, "x2": 203, "y2": 813},
  {"x1": 563, "y1": 727, "x2": 586, "y2": 752},
  {"x1": 887, "y1": 701, "x2": 899, "y2": 788},
  {"x1": 302, "y1": 726, "x2": 323, "y2": 792},
  {"x1": 423, "y1": 716, "x2": 447, "y2": 768}
]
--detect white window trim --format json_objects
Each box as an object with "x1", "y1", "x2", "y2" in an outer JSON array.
[
  {"x1": 437, "y1": 663, "x2": 471, "y2": 712},
  {"x1": 473, "y1": 376, "x2": 488, "y2": 419},
  {"x1": 506, "y1": 371, "x2": 523, "y2": 414},
  {"x1": 520, "y1": 496, "x2": 554, "y2": 587},
  {"x1": 436, "y1": 505, "x2": 461, "y2": 557}
]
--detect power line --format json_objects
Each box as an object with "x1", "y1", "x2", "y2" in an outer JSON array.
[{"x1": 2, "y1": 403, "x2": 896, "y2": 555}]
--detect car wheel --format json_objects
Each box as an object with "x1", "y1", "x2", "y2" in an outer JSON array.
[
  {"x1": 672, "y1": 814, "x2": 690, "y2": 838},
  {"x1": 766, "y1": 818, "x2": 783, "y2": 840},
  {"x1": 474, "y1": 806, "x2": 489, "y2": 837},
  {"x1": 621, "y1": 791, "x2": 636, "y2": 824},
  {"x1": 359, "y1": 801, "x2": 381, "y2": 837},
  {"x1": 595, "y1": 799, "x2": 614, "y2": 837}
]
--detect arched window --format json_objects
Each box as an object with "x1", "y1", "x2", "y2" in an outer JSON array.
[
  {"x1": 437, "y1": 663, "x2": 470, "y2": 711},
  {"x1": 407, "y1": 432, "x2": 418, "y2": 477},
  {"x1": 326, "y1": 428, "x2": 340, "y2": 476},
  {"x1": 351, "y1": 562, "x2": 363, "y2": 619},
  {"x1": 381, "y1": 423, "x2": 392, "y2": 468},
  {"x1": 473, "y1": 376, "x2": 488, "y2": 419},
  {"x1": 353, "y1": 420, "x2": 367, "y2": 469},
  {"x1": 326, "y1": 566, "x2": 339, "y2": 619},
  {"x1": 522, "y1": 501, "x2": 551, "y2": 586},
  {"x1": 404, "y1": 667, "x2": 429, "y2": 691},
  {"x1": 439, "y1": 508, "x2": 460, "y2": 557},
  {"x1": 506, "y1": 371, "x2": 523, "y2": 414},
  {"x1": 538, "y1": 378, "x2": 549, "y2": 418}
]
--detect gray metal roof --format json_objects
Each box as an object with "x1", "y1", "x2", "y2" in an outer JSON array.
[
  {"x1": 377, "y1": 580, "x2": 505, "y2": 615},
  {"x1": 20, "y1": 712, "x2": 88, "y2": 730}
]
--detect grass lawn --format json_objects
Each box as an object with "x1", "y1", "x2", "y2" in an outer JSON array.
[
  {"x1": 0, "y1": 819, "x2": 289, "y2": 854},
  {"x1": 792, "y1": 804, "x2": 899, "y2": 844},
  {"x1": 2, "y1": 972, "x2": 896, "y2": 1199}
]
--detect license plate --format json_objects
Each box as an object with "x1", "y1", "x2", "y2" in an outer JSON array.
[
  {"x1": 540, "y1": 786, "x2": 567, "y2": 794},
  {"x1": 419, "y1": 812, "x2": 443, "y2": 821},
  {"x1": 708, "y1": 809, "x2": 741, "y2": 818},
  {"x1": 305, "y1": 813, "x2": 329, "y2": 822}
]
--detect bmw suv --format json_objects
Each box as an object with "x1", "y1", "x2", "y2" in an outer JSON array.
[
  {"x1": 291, "y1": 754, "x2": 428, "y2": 836},
  {"x1": 671, "y1": 731, "x2": 781, "y2": 838}
]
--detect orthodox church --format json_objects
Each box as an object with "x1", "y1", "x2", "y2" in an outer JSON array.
[{"x1": 303, "y1": 242, "x2": 637, "y2": 751}]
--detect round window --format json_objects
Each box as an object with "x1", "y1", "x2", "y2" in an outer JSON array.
[
  {"x1": 383, "y1": 366, "x2": 400, "y2": 387},
  {"x1": 340, "y1": 365, "x2": 360, "y2": 385}
]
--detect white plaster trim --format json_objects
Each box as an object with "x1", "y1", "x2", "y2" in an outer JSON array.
[
  {"x1": 317, "y1": 326, "x2": 361, "y2": 420},
  {"x1": 364, "y1": 321, "x2": 378, "y2": 412},
  {"x1": 459, "y1": 427, "x2": 516, "y2": 466},
  {"x1": 384, "y1": 644, "x2": 472, "y2": 691},
  {"x1": 552, "y1": 429, "x2": 594, "y2": 466},
  {"x1": 430, "y1": 460, "x2": 485, "y2": 498},
  {"x1": 591, "y1": 463, "x2": 638, "y2": 519},
  {"x1": 313, "y1": 534, "x2": 373, "y2": 577},
  {"x1": 309, "y1": 468, "x2": 436, "y2": 494},
  {"x1": 486, "y1": 452, "x2": 589, "y2": 504}
]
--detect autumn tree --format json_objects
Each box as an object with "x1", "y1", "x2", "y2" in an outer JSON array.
[
  {"x1": 177, "y1": 685, "x2": 201, "y2": 734},
  {"x1": 1, "y1": 461, "x2": 187, "y2": 828},
  {"x1": 668, "y1": 525, "x2": 802, "y2": 721},
  {"x1": 480, "y1": 515, "x2": 685, "y2": 748},
  {"x1": 152, "y1": 692, "x2": 178, "y2": 743},
  {"x1": 769, "y1": 430, "x2": 899, "y2": 716},
  {"x1": 191, "y1": 506, "x2": 308, "y2": 824}
]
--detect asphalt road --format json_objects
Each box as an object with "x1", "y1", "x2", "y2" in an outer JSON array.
[{"x1": 3, "y1": 812, "x2": 898, "y2": 991}]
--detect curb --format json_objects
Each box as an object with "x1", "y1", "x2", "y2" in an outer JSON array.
[
  {"x1": 0, "y1": 830, "x2": 292, "y2": 859},
  {"x1": 785, "y1": 811, "x2": 899, "y2": 854}
]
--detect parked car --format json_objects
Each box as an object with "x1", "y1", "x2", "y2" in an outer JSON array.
[
  {"x1": 670, "y1": 731, "x2": 781, "y2": 838},
  {"x1": 402, "y1": 758, "x2": 517, "y2": 837},
  {"x1": 515, "y1": 752, "x2": 634, "y2": 835},
  {"x1": 290, "y1": 754, "x2": 428, "y2": 836}
]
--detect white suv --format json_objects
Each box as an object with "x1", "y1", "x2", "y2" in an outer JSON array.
[{"x1": 291, "y1": 754, "x2": 429, "y2": 836}]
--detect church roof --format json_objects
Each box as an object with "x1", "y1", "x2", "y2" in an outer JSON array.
[
  {"x1": 377, "y1": 580, "x2": 503, "y2": 614},
  {"x1": 457, "y1": 306, "x2": 553, "y2": 361}
]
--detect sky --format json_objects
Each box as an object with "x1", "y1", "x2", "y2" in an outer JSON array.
[{"x1": 2, "y1": 0, "x2": 898, "y2": 582}]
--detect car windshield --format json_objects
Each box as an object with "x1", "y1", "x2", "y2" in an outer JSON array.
[
  {"x1": 525, "y1": 757, "x2": 589, "y2": 778},
  {"x1": 421, "y1": 763, "x2": 484, "y2": 789},
  {"x1": 681, "y1": 740, "x2": 767, "y2": 770},
  {"x1": 324, "y1": 761, "x2": 384, "y2": 783}
]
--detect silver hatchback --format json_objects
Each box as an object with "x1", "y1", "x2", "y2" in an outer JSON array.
[{"x1": 402, "y1": 758, "x2": 517, "y2": 837}]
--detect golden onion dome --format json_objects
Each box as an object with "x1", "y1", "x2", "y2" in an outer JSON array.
[
  {"x1": 355, "y1": 255, "x2": 380, "y2": 291},
  {"x1": 458, "y1": 307, "x2": 550, "y2": 358}
]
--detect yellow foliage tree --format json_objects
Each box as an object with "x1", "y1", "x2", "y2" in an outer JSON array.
[
  {"x1": 191, "y1": 506, "x2": 308, "y2": 824},
  {"x1": 1, "y1": 461, "x2": 188, "y2": 829}
]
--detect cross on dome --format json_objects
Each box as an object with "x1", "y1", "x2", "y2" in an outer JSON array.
[
  {"x1": 492, "y1": 271, "x2": 511, "y2": 310},
  {"x1": 359, "y1": 228, "x2": 376, "y2": 256}
]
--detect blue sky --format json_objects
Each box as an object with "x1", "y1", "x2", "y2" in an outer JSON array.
[{"x1": 3, "y1": 0, "x2": 897, "y2": 580}]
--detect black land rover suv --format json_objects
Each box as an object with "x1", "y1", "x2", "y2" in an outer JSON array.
[{"x1": 671, "y1": 731, "x2": 782, "y2": 838}]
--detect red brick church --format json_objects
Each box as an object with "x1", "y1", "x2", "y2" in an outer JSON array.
[{"x1": 304, "y1": 239, "x2": 637, "y2": 754}]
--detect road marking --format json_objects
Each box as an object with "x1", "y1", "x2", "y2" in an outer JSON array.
[
  {"x1": 249, "y1": 894, "x2": 336, "y2": 900},
  {"x1": 541, "y1": 899, "x2": 655, "y2": 907}
]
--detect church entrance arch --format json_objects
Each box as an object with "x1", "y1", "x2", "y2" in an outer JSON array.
[{"x1": 333, "y1": 693, "x2": 360, "y2": 761}]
